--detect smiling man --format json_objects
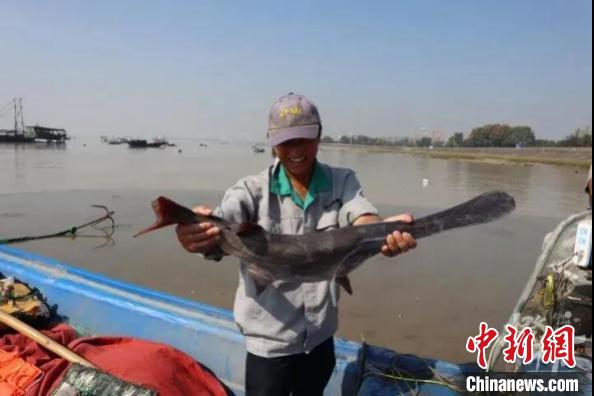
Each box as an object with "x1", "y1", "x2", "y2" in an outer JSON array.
[{"x1": 176, "y1": 93, "x2": 417, "y2": 396}]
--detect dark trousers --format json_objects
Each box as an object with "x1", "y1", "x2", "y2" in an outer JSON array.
[{"x1": 245, "y1": 337, "x2": 336, "y2": 396}]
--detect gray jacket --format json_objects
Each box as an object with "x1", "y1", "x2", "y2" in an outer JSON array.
[{"x1": 213, "y1": 160, "x2": 378, "y2": 358}]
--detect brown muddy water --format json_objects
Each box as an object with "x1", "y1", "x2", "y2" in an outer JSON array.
[{"x1": 0, "y1": 139, "x2": 590, "y2": 362}]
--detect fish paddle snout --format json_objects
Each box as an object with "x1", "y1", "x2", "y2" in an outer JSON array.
[{"x1": 481, "y1": 191, "x2": 516, "y2": 220}]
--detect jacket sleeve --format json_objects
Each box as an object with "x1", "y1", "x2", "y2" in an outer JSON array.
[
  {"x1": 204, "y1": 178, "x2": 257, "y2": 261},
  {"x1": 338, "y1": 170, "x2": 379, "y2": 228}
]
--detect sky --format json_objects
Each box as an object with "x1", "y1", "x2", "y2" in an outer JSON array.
[{"x1": 0, "y1": 1, "x2": 591, "y2": 141}]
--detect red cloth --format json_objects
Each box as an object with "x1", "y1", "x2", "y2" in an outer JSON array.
[{"x1": 0, "y1": 324, "x2": 228, "y2": 396}]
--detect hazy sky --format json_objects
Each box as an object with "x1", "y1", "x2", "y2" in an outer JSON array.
[{"x1": 0, "y1": 1, "x2": 591, "y2": 141}]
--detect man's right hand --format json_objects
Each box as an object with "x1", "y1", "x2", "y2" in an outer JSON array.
[{"x1": 175, "y1": 206, "x2": 221, "y2": 254}]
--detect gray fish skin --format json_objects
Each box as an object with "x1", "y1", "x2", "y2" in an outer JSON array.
[{"x1": 135, "y1": 191, "x2": 515, "y2": 293}]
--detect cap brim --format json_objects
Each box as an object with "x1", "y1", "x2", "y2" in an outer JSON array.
[{"x1": 268, "y1": 124, "x2": 319, "y2": 146}]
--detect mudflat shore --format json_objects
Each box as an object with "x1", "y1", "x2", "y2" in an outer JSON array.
[{"x1": 321, "y1": 144, "x2": 592, "y2": 168}]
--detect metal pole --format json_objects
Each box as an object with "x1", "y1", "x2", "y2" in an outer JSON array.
[
  {"x1": 19, "y1": 98, "x2": 25, "y2": 134},
  {"x1": 13, "y1": 98, "x2": 17, "y2": 133}
]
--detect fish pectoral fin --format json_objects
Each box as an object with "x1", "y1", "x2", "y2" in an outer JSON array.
[
  {"x1": 250, "y1": 274, "x2": 273, "y2": 296},
  {"x1": 329, "y1": 274, "x2": 353, "y2": 306},
  {"x1": 336, "y1": 276, "x2": 353, "y2": 295}
]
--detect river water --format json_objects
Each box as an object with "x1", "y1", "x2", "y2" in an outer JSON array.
[{"x1": 0, "y1": 139, "x2": 590, "y2": 361}]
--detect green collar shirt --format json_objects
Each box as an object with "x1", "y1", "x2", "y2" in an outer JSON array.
[{"x1": 269, "y1": 162, "x2": 332, "y2": 211}]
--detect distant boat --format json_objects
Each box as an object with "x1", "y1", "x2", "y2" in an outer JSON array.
[
  {"x1": 0, "y1": 129, "x2": 35, "y2": 143},
  {"x1": 155, "y1": 137, "x2": 177, "y2": 147},
  {"x1": 0, "y1": 98, "x2": 36, "y2": 143},
  {"x1": 253, "y1": 145, "x2": 266, "y2": 153},
  {"x1": 127, "y1": 139, "x2": 167, "y2": 148},
  {"x1": 30, "y1": 126, "x2": 70, "y2": 143},
  {"x1": 1, "y1": 99, "x2": 69, "y2": 144},
  {"x1": 107, "y1": 137, "x2": 127, "y2": 145}
]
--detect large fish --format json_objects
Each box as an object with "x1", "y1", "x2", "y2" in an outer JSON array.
[{"x1": 135, "y1": 191, "x2": 515, "y2": 296}]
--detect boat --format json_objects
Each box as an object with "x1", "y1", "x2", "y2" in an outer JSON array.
[
  {"x1": 0, "y1": 129, "x2": 35, "y2": 143},
  {"x1": 1, "y1": 99, "x2": 68, "y2": 144},
  {"x1": 0, "y1": 245, "x2": 478, "y2": 395},
  {"x1": 0, "y1": 98, "x2": 36, "y2": 143},
  {"x1": 105, "y1": 137, "x2": 128, "y2": 145},
  {"x1": 490, "y1": 210, "x2": 592, "y2": 386},
  {"x1": 252, "y1": 145, "x2": 266, "y2": 153},
  {"x1": 30, "y1": 126, "x2": 70, "y2": 143},
  {"x1": 127, "y1": 139, "x2": 167, "y2": 148}
]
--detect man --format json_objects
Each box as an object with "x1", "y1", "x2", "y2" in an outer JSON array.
[{"x1": 176, "y1": 93, "x2": 417, "y2": 396}]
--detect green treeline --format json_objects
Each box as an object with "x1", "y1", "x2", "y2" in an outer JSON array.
[{"x1": 322, "y1": 125, "x2": 592, "y2": 148}]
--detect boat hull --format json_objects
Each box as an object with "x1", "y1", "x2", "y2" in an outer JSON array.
[
  {"x1": 0, "y1": 245, "x2": 474, "y2": 395},
  {"x1": 0, "y1": 132, "x2": 35, "y2": 143}
]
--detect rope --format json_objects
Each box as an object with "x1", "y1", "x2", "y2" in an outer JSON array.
[
  {"x1": 366, "y1": 365, "x2": 468, "y2": 394},
  {"x1": 0, "y1": 101, "x2": 13, "y2": 119},
  {"x1": 364, "y1": 354, "x2": 469, "y2": 394},
  {"x1": 0, "y1": 206, "x2": 114, "y2": 244}
]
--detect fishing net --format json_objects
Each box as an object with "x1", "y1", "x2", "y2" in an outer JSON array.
[
  {"x1": 51, "y1": 363, "x2": 158, "y2": 396},
  {"x1": 0, "y1": 276, "x2": 50, "y2": 329},
  {"x1": 487, "y1": 210, "x2": 592, "y2": 396},
  {"x1": 355, "y1": 344, "x2": 473, "y2": 395}
]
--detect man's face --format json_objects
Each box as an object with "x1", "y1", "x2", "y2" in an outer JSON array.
[{"x1": 274, "y1": 138, "x2": 320, "y2": 178}]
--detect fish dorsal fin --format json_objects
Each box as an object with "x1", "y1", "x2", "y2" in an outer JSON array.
[{"x1": 237, "y1": 222, "x2": 265, "y2": 236}]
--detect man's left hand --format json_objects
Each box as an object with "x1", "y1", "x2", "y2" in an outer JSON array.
[{"x1": 381, "y1": 214, "x2": 417, "y2": 257}]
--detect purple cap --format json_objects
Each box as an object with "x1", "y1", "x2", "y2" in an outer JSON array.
[{"x1": 267, "y1": 93, "x2": 321, "y2": 146}]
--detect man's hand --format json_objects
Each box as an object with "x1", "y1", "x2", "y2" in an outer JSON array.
[
  {"x1": 381, "y1": 214, "x2": 417, "y2": 257},
  {"x1": 353, "y1": 213, "x2": 418, "y2": 257},
  {"x1": 175, "y1": 206, "x2": 221, "y2": 254}
]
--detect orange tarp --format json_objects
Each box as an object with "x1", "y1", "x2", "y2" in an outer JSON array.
[{"x1": 0, "y1": 349, "x2": 42, "y2": 396}]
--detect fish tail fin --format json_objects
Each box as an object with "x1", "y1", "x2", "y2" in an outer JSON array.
[{"x1": 134, "y1": 196, "x2": 201, "y2": 237}]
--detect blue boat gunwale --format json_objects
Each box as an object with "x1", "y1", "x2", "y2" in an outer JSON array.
[
  {"x1": 0, "y1": 244, "x2": 363, "y2": 351},
  {"x1": 0, "y1": 244, "x2": 476, "y2": 395},
  {"x1": 0, "y1": 246, "x2": 233, "y2": 320},
  {"x1": 0, "y1": 244, "x2": 235, "y2": 321},
  {"x1": 0, "y1": 245, "x2": 369, "y2": 392}
]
